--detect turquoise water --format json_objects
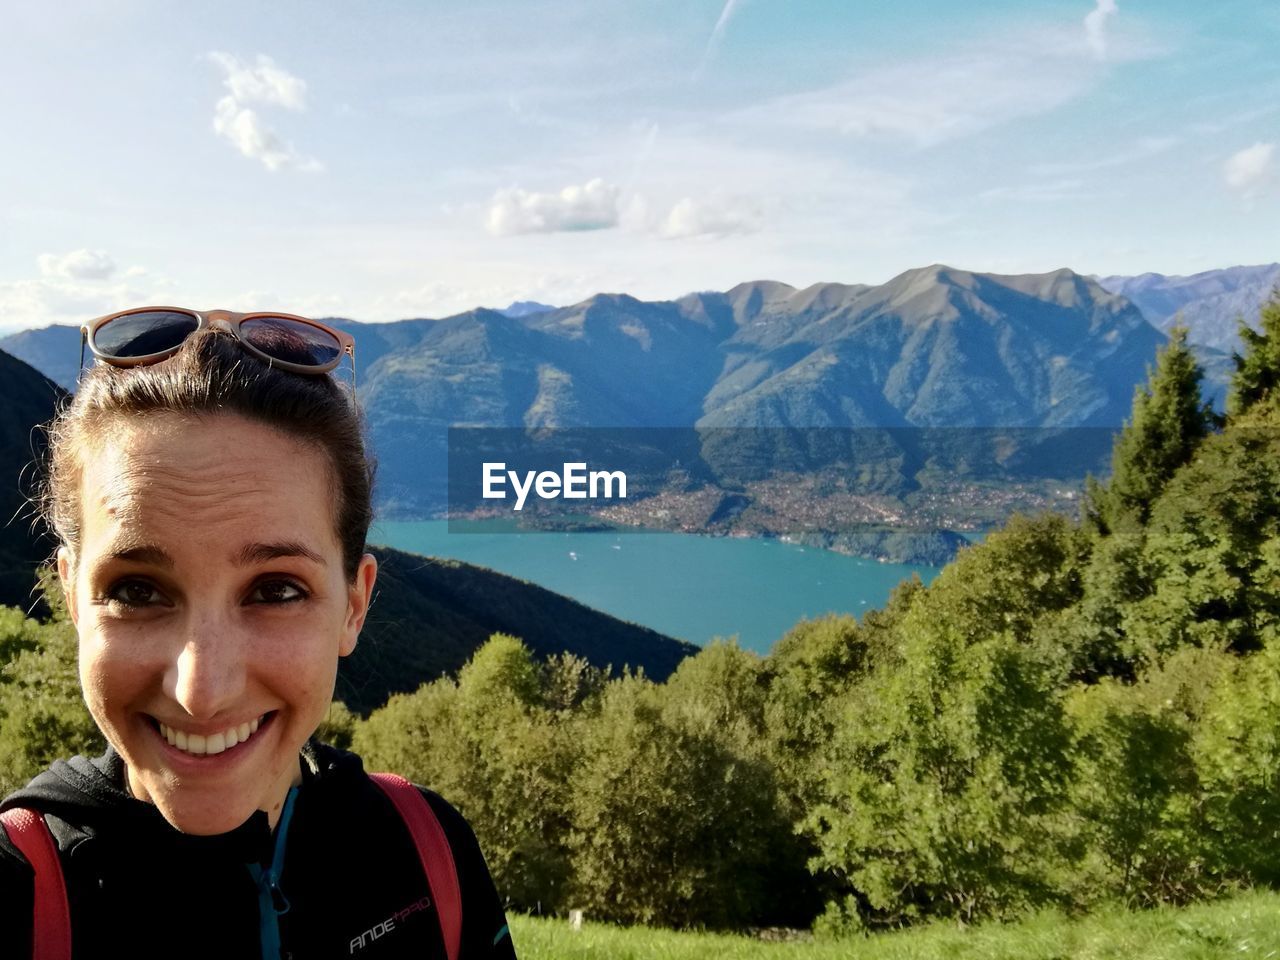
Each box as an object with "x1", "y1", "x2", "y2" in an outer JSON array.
[{"x1": 371, "y1": 520, "x2": 941, "y2": 655}]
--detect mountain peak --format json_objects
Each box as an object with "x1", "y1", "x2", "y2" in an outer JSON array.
[
  {"x1": 723, "y1": 280, "x2": 800, "y2": 321},
  {"x1": 725, "y1": 279, "x2": 797, "y2": 298},
  {"x1": 876, "y1": 263, "x2": 977, "y2": 313},
  {"x1": 581, "y1": 292, "x2": 644, "y2": 310},
  {"x1": 498, "y1": 300, "x2": 556, "y2": 318}
]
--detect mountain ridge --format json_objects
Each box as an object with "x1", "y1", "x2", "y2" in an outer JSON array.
[
  {"x1": 2, "y1": 264, "x2": 1258, "y2": 518},
  {"x1": 1096, "y1": 263, "x2": 1280, "y2": 354}
]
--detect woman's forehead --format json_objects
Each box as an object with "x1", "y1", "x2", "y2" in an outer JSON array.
[{"x1": 77, "y1": 414, "x2": 340, "y2": 559}]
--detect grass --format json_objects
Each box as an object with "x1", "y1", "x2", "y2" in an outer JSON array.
[{"x1": 508, "y1": 889, "x2": 1280, "y2": 959}]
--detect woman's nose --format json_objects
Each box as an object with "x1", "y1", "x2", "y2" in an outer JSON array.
[{"x1": 166, "y1": 613, "x2": 247, "y2": 721}]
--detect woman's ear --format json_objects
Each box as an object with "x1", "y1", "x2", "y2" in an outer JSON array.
[
  {"x1": 339, "y1": 553, "x2": 378, "y2": 657},
  {"x1": 56, "y1": 546, "x2": 79, "y2": 625}
]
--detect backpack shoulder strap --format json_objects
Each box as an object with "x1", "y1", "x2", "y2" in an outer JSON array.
[
  {"x1": 1, "y1": 807, "x2": 72, "y2": 960},
  {"x1": 368, "y1": 773, "x2": 462, "y2": 960}
]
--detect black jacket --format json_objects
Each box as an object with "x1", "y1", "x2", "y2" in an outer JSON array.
[{"x1": 0, "y1": 742, "x2": 517, "y2": 959}]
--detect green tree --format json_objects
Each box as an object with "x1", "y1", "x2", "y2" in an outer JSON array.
[
  {"x1": 352, "y1": 676, "x2": 463, "y2": 791},
  {"x1": 764, "y1": 614, "x2": 876, "y2": 813},
  {"x1": 1058, "y1": 532, "x2": 1150, "y2": 682},
  {"x1": 1192, "y1": 628, "x2": 1280, "y2": 887},
  {"x1": 314, "y1": 700, "x2": 359, "y2": 750},
  {"x1": 805, "y1": 518, "x2": 1085, "y2": 926},
  {"x1": 0, "y1": 606, "x2": 103, "y2": 795},
  {"x1": 1086, "y1": 326, "x2": 1216, "y2": 535},
  {"x1": 810, "y1": 627, "x2": 1076, "y2": 925},
  {"x1": 355, "y1": 635, "x2": 577, "y2": 913},
  {"x1": 1122, "y1": 428, "x2": 1280, "y2": 663},
  {"x1": 539, "y1": 651, "x2": 607, "y2": 715},
  {"x1": 762, "y1": 583, "x2": 920, "y2": 844},
  {"x1": 568, "y1": 648, "x2": 794, "y2": 929},
  {"x1": 1228, "y1": 287, "x2": 1280, "y2": 420},
  {"x1": 0, "y1": 604, "x2": 54, "y2": 670},
  {"x1": 1063, "y1": 658, "x2": 1214, "y2": 907}
]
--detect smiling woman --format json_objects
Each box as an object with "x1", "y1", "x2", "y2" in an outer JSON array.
[
  {"x1": 68, "y1": 413, "x2": 365, "y2": 836},
  {"x1": 0, "y1": 317, "x2": 517, "y2": 959}
]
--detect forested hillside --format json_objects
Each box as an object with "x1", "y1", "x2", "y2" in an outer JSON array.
[
  {"x1": 343, "y1": 546, "x2": 696, "y2": 713},
  {"x1": 0, "y1": 352, "x2": 62, "y2": 618}
]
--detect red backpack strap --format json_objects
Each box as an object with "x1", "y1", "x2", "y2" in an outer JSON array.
[
  {"x1": 369, "y1": 773, "x2": 462, "y2": 960},
  {"x1": 1, "y1": 807, "x2": 72, "y2": 960}
]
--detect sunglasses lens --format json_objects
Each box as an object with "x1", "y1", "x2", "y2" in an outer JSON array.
[
  {"x1": 241, "y1": 316, "x2": 344, "y2": 368},
  {"x1": 93, "y1": 310, "x2": 199, "y2": 359}
]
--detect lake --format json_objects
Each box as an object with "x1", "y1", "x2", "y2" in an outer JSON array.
[{"x1": 371, "y1": 520, "x2": 942, "y2": 655}]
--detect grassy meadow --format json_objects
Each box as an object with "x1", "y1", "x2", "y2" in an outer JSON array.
[{"x1": 508, "y1": 890, "x2": 1280, "y2": 960}]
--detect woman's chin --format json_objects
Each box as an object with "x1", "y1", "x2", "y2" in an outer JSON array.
[
  {"x1": 125, "y1": 756, "x2": 279, "y2": 835},
  {"x1": 150, "y1": 790, "x2": 263, "y2": 836}
]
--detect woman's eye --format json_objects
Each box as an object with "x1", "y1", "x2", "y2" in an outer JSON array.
[
  {"x1": 105, "y1": 579, "x2": 166, "y2": 608},
  {"x1": 248, "y1": 580, "x2": 308, "y2": 604}
]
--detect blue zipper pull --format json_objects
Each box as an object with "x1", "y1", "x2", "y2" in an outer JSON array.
[{"x1": 249, "y1": 786, "x2": 300, "y2": 960}]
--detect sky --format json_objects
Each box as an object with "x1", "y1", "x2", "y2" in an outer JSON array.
[{"x1": 1, "y1": 0, "x2": 1277, "y2": 332}]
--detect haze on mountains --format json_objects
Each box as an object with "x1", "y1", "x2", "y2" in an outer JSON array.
[
  {"x1": 1097, "y1": 263, "x2": 1280, "y2": 355},
  {"x1": 1, "y1": 264, "x2": 1254, "y2": 517}
]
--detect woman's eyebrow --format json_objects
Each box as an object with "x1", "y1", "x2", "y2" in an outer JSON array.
[
  {"x1": 108, "y1": 544, "x2": 173, "y2": 567},
  {"x1": 235, "y1": 541, "x2": 327, "y2": 567}
]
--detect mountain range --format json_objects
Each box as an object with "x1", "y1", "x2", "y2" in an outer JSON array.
[
  {"x1": 1096, "y1": 263, "x2": 1280, "y2": 355},
  {"x1": 329, "y1": 264, "x2": 1240, "y2": 514},
  {"x1": 2, "y1": 264, "x2": 1264, "y2": 519}
]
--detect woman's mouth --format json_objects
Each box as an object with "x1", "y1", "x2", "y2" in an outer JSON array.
[{"x1": 153, "y1": 713, "x2": 272, "y2": 756}]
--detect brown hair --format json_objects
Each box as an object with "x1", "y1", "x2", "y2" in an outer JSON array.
[{"x1": 43, "y1": 329, "x2": 375, "y2": 580}]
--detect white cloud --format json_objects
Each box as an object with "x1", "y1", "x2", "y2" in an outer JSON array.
[
  {"x1": 486, "y1": 178, "x2": 622, "y2": 235},
  {"x1": 212, "y1": 290, "x2": 348, "y2": 318},
  {"x1": 37, "y1": 249, "x2": 117, "y2": 280},
  {"x1": 1224, "y1": 142, "x2": 1275, "y2": 194},
  {"x1": 1084, "y1": 0, "x2": 1119, "y2": 60},
  {"x1": 212, "y1": 95, "x2": 321, "y2": 173},
  {"x1": 732, "y1": 21, "x2": 1153, "y2": 148},
  {"x1": 484, "y1": 173, "x2": 761, "y2": 240},
  {"x1": 662, "y1": 197, "x2": 761, "y2": 239},
  {"x1": 618, "y1": 193, "x2": 653, "y2": 232},
  {"x1": 0, "y1": 271, "x2": 176, "y2": 334},
  {"x1": 542, "y1": 123, "x2": 923, "y2": 257},
  {"x1": 207, "y1": 52, "x2": 319, "y2": 172},
  {"x1": 208, "y1": 52, "x2": 307, "y2": 109}
]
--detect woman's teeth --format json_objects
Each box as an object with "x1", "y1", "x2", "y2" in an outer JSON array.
[{"x1": 158, "y1": 716, "x2": 263, "y2": 756}]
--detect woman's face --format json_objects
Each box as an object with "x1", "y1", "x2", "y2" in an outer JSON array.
[{"x1": 58, "y1": 411, "x2": 377, "y2": 835}]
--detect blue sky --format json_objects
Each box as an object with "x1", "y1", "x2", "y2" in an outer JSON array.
[{"x1": 1, "y1": 0, "x2": 1276, "y2": 331}]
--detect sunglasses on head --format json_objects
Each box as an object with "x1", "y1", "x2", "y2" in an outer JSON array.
[{"x1": 80, "y1": 307, "x2": 356, "y2": 384}]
